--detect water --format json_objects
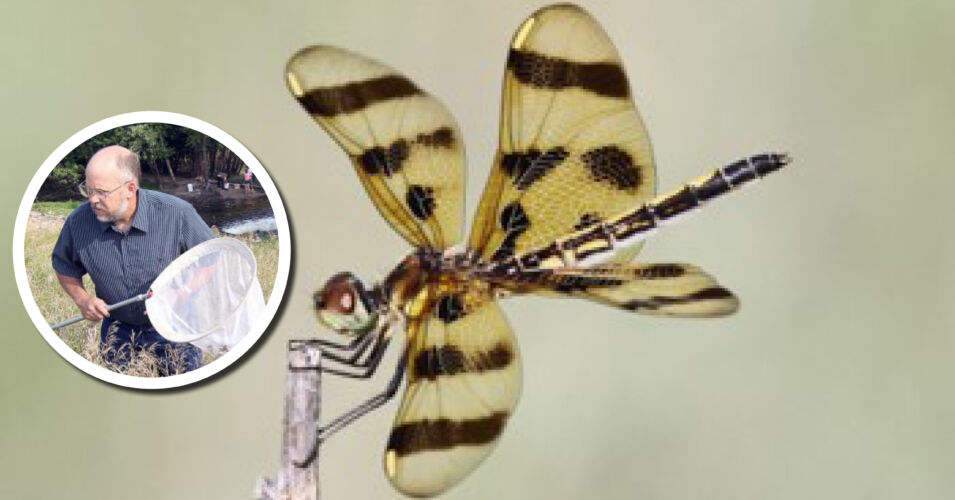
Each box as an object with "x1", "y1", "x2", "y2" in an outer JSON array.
[{"x1": 188, "y1": 194, "x2": 277, "y2": 235}]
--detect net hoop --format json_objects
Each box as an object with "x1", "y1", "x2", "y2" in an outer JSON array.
[{"x1": 146, "y1": 237, "x2": 261, "y2": 344}]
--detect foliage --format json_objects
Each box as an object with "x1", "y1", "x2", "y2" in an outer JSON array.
[
  {"x1": 38, "y1": 123, "x2": 249, "y2": 201},
  {"x1": 38, "y1": 164, "x2": 84, "y2": 201}
]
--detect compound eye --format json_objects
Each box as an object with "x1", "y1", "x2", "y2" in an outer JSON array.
[
  {"x1": 314, "y1": 272, "x2": 378, "y2": 337},
  {"x1": 338, "y1": 289, "x2": 354, "y2": 313},
  {"x1": 316, "y1": 272, "x2": 360, "y2": 315}
]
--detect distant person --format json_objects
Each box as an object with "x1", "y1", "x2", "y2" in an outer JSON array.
[
  {"x1": 243, "y1": 170, "x2": 252, "y2": 192},
  {"x1": 52, "y1": 145, "x2": 214, "y2": 376}
]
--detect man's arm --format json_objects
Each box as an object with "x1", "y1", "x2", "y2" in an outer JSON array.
[
  {"x1": 56, "y1": 273, "x2": 109, "y2": 321},
  {"x1": 52, "y1": 213, "x2": 108, "y2": 321}
]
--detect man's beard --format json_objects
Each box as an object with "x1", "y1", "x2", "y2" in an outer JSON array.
[{"x1": 93, "y1": 197, "x2": 128, "y2": 223}]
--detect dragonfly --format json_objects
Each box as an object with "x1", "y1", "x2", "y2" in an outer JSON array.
[{"x1": 286, "y1": 3, "x2": 788, "y2": 497}]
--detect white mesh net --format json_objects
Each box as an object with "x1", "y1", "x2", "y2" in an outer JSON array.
[{"x1": 146, "y1": 237, "x2": 266, "y2": 354}]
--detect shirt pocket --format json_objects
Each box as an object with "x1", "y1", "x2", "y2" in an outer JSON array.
[{"x1": 156, "y1": 247, "x2": 179, "y2": 272}]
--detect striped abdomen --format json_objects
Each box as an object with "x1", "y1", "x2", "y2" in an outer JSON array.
[{"x1": 491, "y1": 153, "x2": 790, "y2": 273}]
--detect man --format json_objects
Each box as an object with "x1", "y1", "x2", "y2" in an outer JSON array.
[{"x1": 52, "y1": 145, "x2": 214, "y2": 376}]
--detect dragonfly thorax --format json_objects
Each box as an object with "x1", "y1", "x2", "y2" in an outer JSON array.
[{"x1": 378, "y1": 247, "x2": 484, "y2": 318}]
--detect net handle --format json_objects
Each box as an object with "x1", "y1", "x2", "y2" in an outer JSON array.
[{"x1": 50, "y1": 291, "x2": 153, "y2": 330}]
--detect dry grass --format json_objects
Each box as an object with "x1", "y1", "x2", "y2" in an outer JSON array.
[
  {"x1": 24, "y1": 207, "x2": 281, "y2": 377},
  {"x1": 99, "y1": 323, "x2": 196, "y2": 376},
  {"x1": 227, "y1": 230, "x2": 280, "y2": 300}
]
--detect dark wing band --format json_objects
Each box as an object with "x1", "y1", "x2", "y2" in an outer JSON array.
[
  {"x1": 469, "y1": 4, "x2": 656, "y2": 264},
  {"x1": 385, "y1": 291, "x2": 521, "y2": 497},
  {"x1": 287, "y1": 45, "x2": 465, "y2": 250}
]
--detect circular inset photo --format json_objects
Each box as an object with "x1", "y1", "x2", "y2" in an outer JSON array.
[{"x1": 13, "y1": 111, "x2": 291, "y2": 389}]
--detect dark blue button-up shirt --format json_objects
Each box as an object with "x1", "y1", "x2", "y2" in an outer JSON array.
[{"x1": 52, "y1": 189, "x2": 214, "y2": 325}]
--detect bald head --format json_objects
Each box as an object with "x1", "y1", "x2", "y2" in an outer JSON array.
[
  {"x1": 86, "y1": 145, "x2": 141, "y2": 185},
  {"x1": 85, "y1": 145, "x2": 141, "y2": 226}
]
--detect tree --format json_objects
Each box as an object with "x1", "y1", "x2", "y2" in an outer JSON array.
[{"x1": 37, "y1": 123, "x2": 250, "y2": 200}]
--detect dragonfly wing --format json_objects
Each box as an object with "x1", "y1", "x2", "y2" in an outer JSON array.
[
  {"x1": 385, "y1": 291, "x2": 521, "y2": 497},
  {"x1": 470, "y1": 4, "x2": 655, "y2": 264},
  {"x1": 287, "y1": 45, "x2": 465, "y2": 250},
  {"x1": 489, "y1": 263, "x2": 739, "y2": 317}
]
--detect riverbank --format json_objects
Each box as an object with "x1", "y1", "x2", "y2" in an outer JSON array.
[{"x1": 163, "y1": 179, "x2": 268, "y2": 201}]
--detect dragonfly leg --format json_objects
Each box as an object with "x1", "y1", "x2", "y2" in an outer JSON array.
[
  {"x1": 296, "y1": 350, "x2": 408, "y2": 467},
  {"x1": 319, "y1": 332, "x2": 391, "y2": 379},
  {"x1": 310, "y1": 333, "x2": 367, "y2": 352},
  {"x1": 316, "y1": 331, "x2": 378, "y2": 366}
]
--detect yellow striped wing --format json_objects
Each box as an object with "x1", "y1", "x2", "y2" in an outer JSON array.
[
  {"x1": 385, "y1": 288, "x2": 521, "y2": 497},
  {"x1": 470, "y1": 4, "x2": 655, "y2": 263},
  {"x1": 287, "y1": 46, "x2": 465, "y2": 250},
  {"x1": 490, "y1": 263, "x2": 739, "y2": 317}
]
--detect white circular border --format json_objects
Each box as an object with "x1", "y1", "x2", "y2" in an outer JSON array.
[{"x1": 12, "y1": 111, "x2": 291, "y2": 390}]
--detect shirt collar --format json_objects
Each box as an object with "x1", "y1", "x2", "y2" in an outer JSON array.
[{"x1": 129, "y1": 190, "x2": 149, "y2": 232}]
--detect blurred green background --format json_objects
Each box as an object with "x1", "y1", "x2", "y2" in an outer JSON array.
[{"x1": 2, "y1": 0, "x2": 954, "y2": 498}]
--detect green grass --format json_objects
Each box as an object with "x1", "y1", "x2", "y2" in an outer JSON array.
[
  {"x1": 25, "y1": 211, "x2": 280, "y2": 377},
  {"x1": 139, "y1": 179, "x2": 161, "y2": 191},
  {"x1": 32, "y1": 200, "x2": 83, "y2": 216}
]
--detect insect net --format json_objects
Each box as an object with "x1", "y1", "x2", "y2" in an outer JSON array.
[{"x1": 145, "y1": 237, "x2": 266, "y2": 354}]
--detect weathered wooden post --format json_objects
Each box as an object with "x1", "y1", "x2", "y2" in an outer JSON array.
[{"x1": 256, "y1": 339, "x2": 322, "y2": 500}]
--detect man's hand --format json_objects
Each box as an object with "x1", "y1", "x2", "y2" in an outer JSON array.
[
  {"x1": 78, "y1": 296, "x2": 110, "y2": 321},
  {"x1": 57, "y1": 273, "x2": 110, "y2": 322}
]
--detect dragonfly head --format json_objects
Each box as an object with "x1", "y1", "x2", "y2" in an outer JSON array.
[{"x1": 314, "y1": 272, "x2": 379, "y2": 337}]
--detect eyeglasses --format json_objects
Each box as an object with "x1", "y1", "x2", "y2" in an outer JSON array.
[{"x1": 78, "y1": 180, "x2": 130, "y2": 199}]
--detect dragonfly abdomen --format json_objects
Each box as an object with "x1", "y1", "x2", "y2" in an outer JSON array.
[{"x1": 490, "y1": 153, "x2": 790, "y2": 273}]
